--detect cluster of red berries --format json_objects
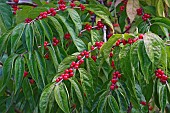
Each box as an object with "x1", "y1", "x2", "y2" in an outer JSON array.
[
  {"x1": 38, "y1": 8, "x2": 56, "y2": 20},
  {"x1": 44, "y1": 41, "x2": 49, "y2": 50},
  {"x1": 136, "y1": 8, "x2": 143, "y2": 16},
  {"x1": 84, "y1": 24, "x2": 92, "y2": 31},
  {"x1": 77, "y1": 50, "x2": 90, "y2": 60},
  {"x1": 96, "y1": 21, "x2": 104, "y2": 30},
  {"x1": 11, "y1": 4, "x2": 19, "y2": 15},
  {"x1": 91, "y1": 41, "x2": 104, "y2": 50},
  {"x1": 115, "y1": 34, "x2": 143, "y2": 46},
  {"x1": 136, "y1": 8, "x2": 151, "y2": 21},
  {"x1": 58, "y1": 0, "x2": 66, "y2": 11},
  {"x1": 110, "y1": 71, "x2": 122, "y2": 90},
  {"x1": 52, "y1": 37, "x2": 60, "y2": 46},
  {"x1": 25, "y1": 18, "x2": 32, "y2": 23},
  {"x1": 11, "y1": 0, "x2": 19, "y2": 15},
  {"x1": 140, "y1": 101, "x2": 153, "y2": 111},
  {"x1": 64, "y1": 33, "x2": 71, "y2": 40},
  {"x1": 88, "y1": 11, "x2": 94, "y2": 15},
  {"x1": 155, "y1": 69, "x2": 168, "y2": 84}
]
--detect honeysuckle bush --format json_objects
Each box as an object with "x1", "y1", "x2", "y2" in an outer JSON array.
[{"x1": 0, "y1": 0, "x2": 170, "y2": 113}]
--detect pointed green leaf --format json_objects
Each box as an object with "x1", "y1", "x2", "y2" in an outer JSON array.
[
  {"x1": 159, "y1": 86, "x2": 167, "y2": 113},
  {"x1": 39, "y1": 83, "x2": 55, "y2": 113},
  {"x1": 54, "y1": 83, "x2": 70, "y2": 113},
  {"x1": 97, "y1": 96, "x2": 107, "y2": 113},
  {"x1": 107, "y1": 95, "x2": 120, "y2": 113},
  {"x1": 14, "y1": 57, "x2": 25, "y2": 93},
  {"x1": 25, "y1": 23, "x2": 34, "y2": 52}
]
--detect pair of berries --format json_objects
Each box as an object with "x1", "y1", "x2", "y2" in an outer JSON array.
[
  {"x1": 93, "y1": 41, "x2": 104, "y2": 50},
  {"x1": 155, "y1": 69, "x2": 168, "y2": 84},
  {"x1": 25, "y1": 18, "x2": 32, "y2": 23},
  {"x1": 136, "y1": 8, "x2": 143, "y2": 16},
  {"x1": 140, "y1": 101, "x2": 153, "y2": 111},
  {"x1": 52, "y1": 37, "x2": 59, "y2": 46},
  {"x1": 110, "y1": 71, "x2": 121, "y2": 90},
  {"x1": 136, "y1": 8, "x2": 151, "y2": 21},
  {"x1": 79, "y1": 4, "x2": 86, "y2": 11},
  {"x1": 84, "y1": 24, "x2": 92, "y2": 31},
  {"x1": 23, "y1": 71, "x2": 35, "y2": 84}
]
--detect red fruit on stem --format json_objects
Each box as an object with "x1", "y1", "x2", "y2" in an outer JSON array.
[
  {"x1": 30, "y1": 79, "x2": 35, "y2": 84},
  {"x1": 24, "y1": 71, "x2": 28, "y2": 77},
  {"x1": 110, "y1": 85, "x2": 115, "y2": 90},
  {"x1": 140, "y1": 101, "x2": 146, "y2": 106},
  {"x1": 139, "y1": 34, "x2": 144, "y2": 39}
]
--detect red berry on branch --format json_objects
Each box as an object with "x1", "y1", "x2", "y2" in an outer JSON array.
[
  {"x1": 110, "y1": 85, "x2": 115, "y2": 90},
  {"x1": 120, "y1": 6, "x2": 125, "y2": 11},
  {"x1": 64, "y1": 33, "x2": 71, "y2": 40},
  {"x1": 70, "y1": 2, "x2": 76, "y2": 8},
  {"x1": 77, "y1": 55, "x2": 82, "y2": 60},
  {"x1": 79, "y1": 4, "x2": 86, "y2": 11},
  {"x1": 56, "y1": 78, "x2": 60, "y2": 82},
  {"x1": 140, "y1": 101, "x2": 147, "y2": 106},
  {"x1": 13, "y1": 0, "x2": 19, "y2": 3},
  {"x1": 139, "y1": 34, "x2": 144, "y2": 39},
  {"x1": 91, "y1": 55, "x2": 97, "y2": 62},
  {"x1": 30, "y1": 79, "x2": 35, "y2": 84}
]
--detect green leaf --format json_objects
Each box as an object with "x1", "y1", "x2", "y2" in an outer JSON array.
[
  {"x1": 78, "y1": 68, "x2": 94, "y2": 99},
  {"x1": 0, "y1": 31, "x2": 12, "y2": 56},
  {"x1": 107, "y1": 95, "x2": 120, "y2": 113},
  {"x1": 152, "y1": 17, "x2": 170, "y2": 30},
  {"x1": 11, "y1": 23, "x2": 25, "y2": 53},
  {"x1": 25, "y1": 53, "x2": 42, "y2": 89},
  {"x1": 68, "y1": 9, "x2": 82, "y2": 35},
  {"x1": 34, "y1": 50, "x2": 46, "y2": 87},
  {"x1": 97, "y1": 96, "x2": 107, "y2": 113},
  {"x1": 154, "y1": 79, "x2": 160, "y2": 109},
  {"x1": 156, "y1": 0, "x2": 165, "y2": 16},
  {"x1": 22, "y1": 78, "x2": 36, "y2": 110},
  {"x1": 126, "y1": 0, "x2": 140, "y2": 23},
  {"x1": 25, "y1": 23, "x2": 34, "y2": 52},
  {"x1": 39, "y1": 83, "x2": 55, "y2": 113},
  {"x1": 116, "y1": 91, "x2": 128, "y2": 112},
  {"x1": 69, "y1": 79, "x2": 84, "y2": 111},
  {"x1": 159, "y1": 86, "x2": 167, "y2": 113},
  {"x1": 119, "y1": 10, "x2": 127, "y2": 32},
  {"x1": 0, "y1": 54, "x2": 18, "y2": 92},
  {"x1": 40, "y1": 20, "x2": 53, "y2": 42},
  {"x1": 47, "y1": 47, "x2": 59, "y2": 71},
  {"x1": 54, "y1": 83, "x2": 70, "y2": 113},
  {"x1": 28, "y1": 7, "x2": 47, "y2": 19},
  {"x1": 0, "y1": 3, "x2": 13, "y2": 29},
  {"x1": 142, "y1": 79, "x2": 154, "y2": 102},
  {"x1": 86, "y1": 4, "x2": 113, "y2": 30},
  {"x1": 58, "y1": 56, "x2": 76, "y2": 73},
  {"x1": 100, "y1": 34, "x2": 121, "y2": 59},
  {"x1": 56, "y1": 15, "x2": 86, "y2": 51},
  {"x1": 48, "y1": 16, "x2": 64, "y2": 47},
  {"x1": 138, "y1": 41, "x2": 152, "y2": 83},
  {"x1": 143, "y1": 32, "x2": 164, "y2": 65},
  {"x1": 14, "y1": 57, "x2": 25, "y2": 94}
]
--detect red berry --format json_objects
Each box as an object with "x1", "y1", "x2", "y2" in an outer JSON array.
[
  {"x1": 24, "y1": 71, "x2": 28, "y2": 77},
  {"x1": 149, "y1": 106, "x2": 153, "y2": 111},
  {"x1": 79, "y1": 59, "x2": 84, "y2": 64},
  {"x1": 79, "y1": 4, "x2": 86, "y2": 11},
  {"x1": 13, "y1": 0, "x2": 19, "y2": 3},
  {"x1": 63, "y1": 75, "x2": 68, "y2": 80},
  {"x1": 91, "y1": 46, "x2": 95, "y2": 50},
  {"x1": 120, "y1": 6, "x2": 125, "y2": 11},
  {"x1": 109, "y1": 52, "x2": 113, "y2": 57},
  {"x1": 111, "y1": 79, "x2": 118, "y2": 84},
  {"x1": 70, "y1": 2, "x2": 76, "y2": 8},
  {"x1": 77, "y1": 55, "x2": 82, "y2": 60},
  {"x1": 69, "y1": 72, "x2": 74, "y2": 77},
  {"x1": 29, "y1": 79, "x2": 35, "y2": 84},
  {"x1": 136, "y1": 8, "x2": 143, "y2": 16},
  {"x1": 91, "y1": 55, "x2": 97, "y2": 62},
  {"x1": 110, "y1": 85, "x2": 115, "y2": 90},
  {"x1": 45, "y1": 54, "x2": 49, "y2": 59},
  {"x1": 161, "y1": 75, "x2": 168, "y2": 81},
  {"x1": 69, "y1": 68, "x2": 73, "y2": 73},
  {"x1": 56, "y1": 78, "x2": 60, "y2": 82},
  {"x1": 65, "y1": 69, "x2": 69, "y2": 73},
  {"x1": 64, "y1": 33, "x2": 71, "y2": 39},
  {"x1": 138, "y1": 34, "x2": 144, "y2": 39},
  {"x1": 53, "y1": 42, "x2": 57, "y2": 46}
]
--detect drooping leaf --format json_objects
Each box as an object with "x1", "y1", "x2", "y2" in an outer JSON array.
[
  {"x1": 25, "y1": 23, "x2": 34, "y2": 52},
  {"x1": 156, "y1": 0, "x2": 165, "y2": 17},
  {"x1": 22, "y1": 78, "x2": 36, "y2": 110},
  {"x1": 69, "y1": 79, "x2": 84, "y2": 111},
  {"x1": 54, "y1": 83, "x2": 70, "y2": 113},
  {"x1": 126, "y1": 0, "x2": 140, "y2": 23},
  {"x1": 159, "y1": 86, "x2": 167, "y2": 113},
  {"x1": 107, "y1": 95, "x2": 120, "y2": 113},
  {"x1": 14, "y1": 57, "x2": 25, "y2": 93},
  {"x1": 11, "y1": 23, "x2": 25, "y2": 53},
  {"x1": 100, "y1": 34, "x2": 121, "y2": 59},
  {"x1": 68, "y1": 9, "x2": 82, "y2": 35},
  {"x1": 48, "y1": 16, "x2": 64, "y2": 47},
  {"x1": 39, "y1": 83, "x2": 55, "y2": 113},
  {"x1": 97, "y1": 96, "x2": 107, "y2": 113},
  {"x1": 34, "y1": 50, "x2": 46, "y2": 87},
  {"x1": 0, "y1": 54, "x2": 18, "y2": 92}
]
